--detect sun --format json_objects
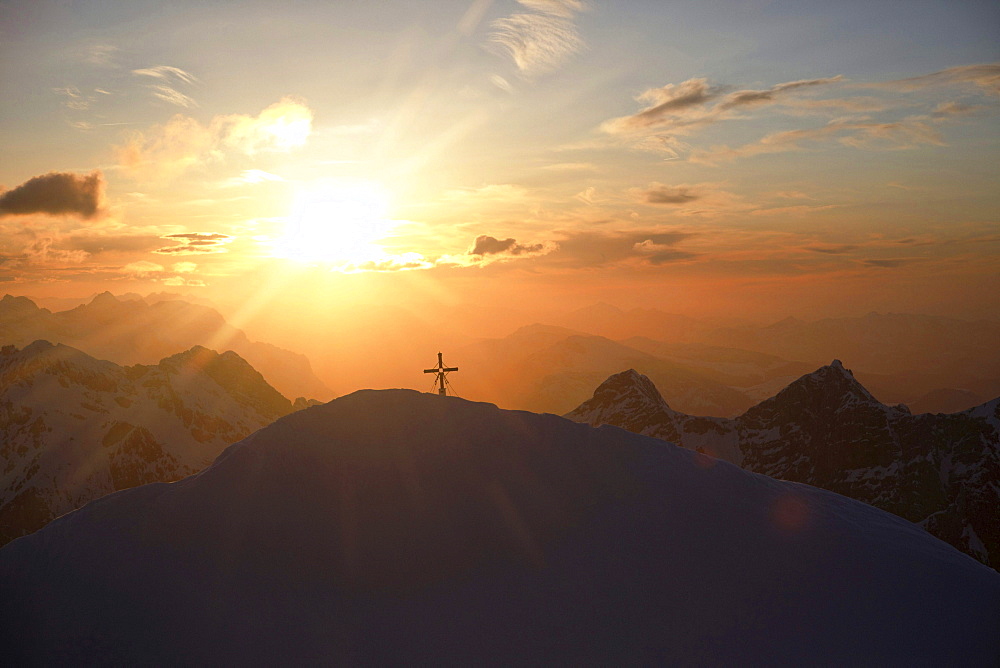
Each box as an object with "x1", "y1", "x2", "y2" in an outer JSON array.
[{"x1": 273, "y1": 181, "x2": 395, "y2": 265}]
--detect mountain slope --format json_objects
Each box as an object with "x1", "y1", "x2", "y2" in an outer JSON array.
[
  {"x1": 0, "y1": 341, "x2": 295, "y2": 545},
  {"x1": 1, "y1": 389, "x2": 997, "y2": 664},
  {"x1": 0, "y1": 293, "x2": 333, "y2": 401},
  {"x1": 567, "y1": 364, "x2": 1000, "y2": 568}
]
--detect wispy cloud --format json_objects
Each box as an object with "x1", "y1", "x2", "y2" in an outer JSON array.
[
  {"x1": 602, "y1": 75, "x2": 843, "y2": 135},
  {"x1": 84, "y1": 44, "x2": 119, "y2": 67},
  {"x1": 689, "y1": 117, "x2": 944, "y2": 165},
  {"x1": 154, "y1": 232, "x2": 233, "y2": 255},
  {"x1": 489, "y1": 0, "x2": 587, "y2": 77},
  {"x1": 874, "y1": 63, "x2": 1000, "y2": 96},
  {"x1": 121, "y1": 260, "x2": 165, "y2": 277},
  {"x1": 132, "y1": 65, "x2": 199, "y2": 108}
]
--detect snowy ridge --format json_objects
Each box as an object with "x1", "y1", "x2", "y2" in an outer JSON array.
[
  {"x1": 0, "y1": 341, "x2": 297, "y2": 544},
  {"x1": 567, "y1": 361, "x2": 1000, "y2": 569},
  {"x1": 1, "y1": 389, "x2": 997, "y2": 664}
]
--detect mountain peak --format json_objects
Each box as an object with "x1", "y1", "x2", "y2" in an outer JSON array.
[
  {"x1": 0, "y1": 294, "x2": 43, "y2": 317},
  {"x1": 157, "y1": 346, "x2": 291, "y2": 418},
  {"x1": 742, "y1": 359, "x2": 884, "y2": 425},
  {"x1": 3, "y1": 389, "x2": 998, "y2": 665},
  {"x1": 89, "y1": 291, "x2": 120, "y2": 305},
  {"x1": 565, "y1": 368, "x2": 673, "y2": 429}
]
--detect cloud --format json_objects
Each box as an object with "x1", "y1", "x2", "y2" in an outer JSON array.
[
  {"x1": 116, "y1": 97, "x2": 313, "y2": 180},
  {"x1": 147, "y1": 85, "x2": 197, "y2": 109},
  {"x1": 21, "y1": 237, "x2": 90, "y2": 265},
  {"x1": 634, "y1": 184, "x2": 700, "y2": 205},
  {"x1": 518, "y1": 0, "x2": 587, "y2": 17},
  {"x1": 132, "y1": 65, "x2": 199, "y2": 108},
  {"x1": 876, "y1": 63, "x2": 1000, "y2": 96},
  {"x1": 689, "y1": 117, "x2": 944, "y2": 165},
  {"x1": 121, "y1": 260, "x2": 164, "y2": 277},
  {"x1": 469, "y1": 234, "x2": 545, "y2": 256},
  {"x1": 632, "y1": 239, "x2": 699, "y2": 264},
  {"x1": 62, "y1": 234, "x2": 164, "y2": 255},
  {"x1": 162, "y1": 276, "x2": 206, "y2": 286},
  {"x1": 132, "y1": 66, "x2": 198, "y2": 84},
  {"x1": 442, "y1": 183, "x2": 530, "y2": 204},
  {"x1": 805, "y1": 244, "x2": 861, "y2": 255},
  {"x1": 602, "y1": 78, "x2": 719, "y2": 134},
  {"x1": 930, "y1": 101, "x2": 984, "y2": 120},
  {"x1": 602, "y1": 76, "x2": 843, "y2": 135},
  {"x1": 340, "y1": 253, "x2": 434, "y2": 273},
  {"x1": 716, "y1": 76, "x2": 844, "y2": 111},
  {"x1": 629, "y1": 182, "x2": 753, "y2": 217},
  {"x1": 172, "y1": 262, "x2": 197, "y2": 273},
  {"x1": 218, "y1": 97, "x2": 313, "y2": 155},
  {"x1": 0, "y1": 171, "x2": 106, "y2": 218},
  {"x1": 53, "y1": 86, "x2": 95, "y2": 111},
  {"x1": 154, "y1": 232, "x2": 232, "y2": 255},
  {"x1": 489, "y1": 0, "x2": 587, "y2": 76},
  {"x1": 545, "y1": 228, "x2": 696, "y2": 268},
  {"x1": 84, "y1": 44, "x2": 118, "y2": 66},
  {"x1": 859, "y1": 258, "x2": 922, "y2": 268}
]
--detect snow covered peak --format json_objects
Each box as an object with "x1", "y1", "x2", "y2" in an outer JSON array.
[
  {"x1": 760, "y1": 359, "x2": 880, "y2": 412},
  {"x1": 155, "y1": 345, "x2": 291, "y2": 418},
  {"x1": 2, "y1": 389, "x2": 998, "y2": 664},
  {"x1": 565, "y1": 368, "x2": 671, "y2": 425}
]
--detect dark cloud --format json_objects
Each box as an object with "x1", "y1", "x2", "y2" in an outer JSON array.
[
  {"x1": 860, "y1": 258, "x2": 919, "y2": 268},
  {"x1": 154, "y1": 232, "x2": 232, "y2": 255},
  {"x1": 645, "y1": 250, "x2": 699, "y2": 264},
  {"x1": 640, "y1": 185, "x2": 700, "y2": 205},
  {"x1": 0, "y1": 171, "x2": 105, "y2": 218},
  {"x1": 805, "y1": 244, "x2": 861, "y2": 255},
  {"x1": 469, "y1": 235, "x2": 544, "y2": 256}
]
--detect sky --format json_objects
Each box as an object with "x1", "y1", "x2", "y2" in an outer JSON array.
[{"x1": 1, "y1": 0, "x2": 999, "y2": 331}]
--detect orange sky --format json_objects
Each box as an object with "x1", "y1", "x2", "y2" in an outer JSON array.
[{"x1": 2, "y1": 0, "x2": 999, "y2": 339}]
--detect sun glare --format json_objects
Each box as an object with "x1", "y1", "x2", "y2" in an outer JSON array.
[{"x1": 274, "y1": 181, "x2": 396, "y2": 265}]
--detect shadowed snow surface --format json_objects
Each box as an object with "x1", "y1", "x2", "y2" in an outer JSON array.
[{"x1": 1, "y1": 389, "x2": 998, "y2": 665}]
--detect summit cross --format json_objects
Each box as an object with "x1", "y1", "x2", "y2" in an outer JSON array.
[{"x1": 424, "y1": 352, "x2": 458, "y2": 396}]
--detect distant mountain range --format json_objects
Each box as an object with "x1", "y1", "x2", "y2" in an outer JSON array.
[
  {"x1": 0, "y1": 341, "x2": 307, "y2": 545},
  {"x1": 567, "y1": 363, "x2": 1000, "y2": 569},
  {"x1": 0, "y1": 293, "x2": 333, "y2": 401},
  {"x1": 454, "y1": 324, "x2": 814, "y2": 417},
  {"x1": 550, "y1": 304, "x2": 1000, "y2": 411},
  {"x1": 3, "y1": 389, "x2": 997, "y2": 664}
]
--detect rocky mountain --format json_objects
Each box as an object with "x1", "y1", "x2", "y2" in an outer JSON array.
[
  {"x1": 2, "y1": 390, "x2": 996, "y2": 664},
  {"x1": 0, "y1": 340, "x2": 297, "y2": 545},
  {"x1": 567, "y1": 363, "x2": 1000, "y2": 569},
  {"x1": 0, "y1": 293, "x2": 333, "y2": 401}
]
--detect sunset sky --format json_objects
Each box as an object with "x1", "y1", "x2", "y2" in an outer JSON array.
[{"x1": 2, "y1": 0, "x2": 998, "y2": 329}]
